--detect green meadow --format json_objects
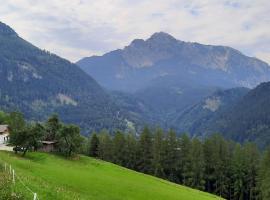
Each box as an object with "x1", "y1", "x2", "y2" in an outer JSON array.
[{"x1": 0, "y1": 151, "x2": 223, "y2": 200}]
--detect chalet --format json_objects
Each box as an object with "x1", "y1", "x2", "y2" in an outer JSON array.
[
  {"x1": 0, "y1": 125, "x2": 9, "y2": 144},
  {"x1": 39, "y1": 141, "x2": 58, "y2": 152}
]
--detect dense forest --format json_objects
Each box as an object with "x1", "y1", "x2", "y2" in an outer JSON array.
[
  {"x1": 2, "y1": 110, "x2": 270, "y2": 199},
  {"x1": 89, "y1": 128, "x2": 270, "y2": 200}
]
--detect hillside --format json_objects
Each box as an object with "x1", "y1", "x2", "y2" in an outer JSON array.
[
  {"x1": 171, "y1": 87, "x2": 250, "y2": 136},
  {"x1": 0, "y1": 21, "x2": 127, "y2": 133},
  {"x1": 213, "y1": 82, "x2": 270, "y2": 148},
  {"x1": 0, "y1": 151, "x2": 222, "y2": 200}
]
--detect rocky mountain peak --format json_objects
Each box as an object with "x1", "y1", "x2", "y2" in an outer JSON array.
[{"x1": 148, "y1": 32, "x2": 177, "y2": 42}]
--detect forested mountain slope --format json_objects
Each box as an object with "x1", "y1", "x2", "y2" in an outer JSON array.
[{"x1": 0, "y1": 21, "x2": 127, "y2": 133}]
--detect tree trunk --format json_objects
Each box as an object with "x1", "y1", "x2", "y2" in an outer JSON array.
[{"x1": 22, "y1": 147, "x2": 28, "y2": 157}]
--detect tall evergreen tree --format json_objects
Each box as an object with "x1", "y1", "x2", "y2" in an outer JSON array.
[
  {"x1": 152, "y1": 128, "x2": 166, "y2": 178},
  {"x1": 259, "y1": 148, "x2": 270, "y2": 200},
  {"x1": 125, "y1": 133, "x2": 138, "y2": 169},
  {"x1": 179, "y1": 133, "x2": 192, "y2": 186},
  {"x1": 242, "y1": 143, "x2": 260, "y2": 200},
  {"x1": 97, "y1": 130, "x2": 112, "y2": 161},
  {"x1": 164, "y1": 129, "x2": 179, "y2": 182},
  {"x1": 112, "y1": 130, "x2": 126, "y2": 166},
  {"x1": 190, "y1": 138, "x2": 205, "y2": 190},
  {"x1": 89, "y1": 133, "x2": 100, "y2": 157},
  {"x1": 137, "y1": 126, "x2": 153, "y2": 174},
  {"x1": 203, "y1": 134, "x2": 230, "y2": 197}
]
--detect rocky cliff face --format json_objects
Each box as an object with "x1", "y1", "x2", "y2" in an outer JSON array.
[{"x1": 78, "y1": 32, "x2": 270, "y2": 91}]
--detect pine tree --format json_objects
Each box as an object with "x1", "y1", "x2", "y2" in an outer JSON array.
[
  {"x1": 125, "y1": 132, "x2": 138, "y2": 169},
  {"x1": 152, "y1": 128, "x2": 166, "y2": 178},
  {"x1": 164, "y1": 129, "x2": 179, "y2": 182},
  {"x1": 89, "y1": 133, "x2": 100, "y2": 157},
  {"x1": 190, "y1": 138, "x2": 205, "y2": 190},
  {"x1": 179, "y1": 133, "x2": 192, "y2": 186},
  {"x1": 259, "y1": 148, "x2": 270, "y2": 200},
  {"x1": 242, "y1": 143, "x2": 260, "y2": 200},
  {"x1": 203, "y1": 134, "x2": 230, "y2": 197},
  {"x1": 97, "y1": 129, "x2": 112, "y2": 161},
  {"x1": 137, "y1": 126, "x2": 153, "y2": 174},
  {"x1": 112, "y1": 130, "x2": 126, "y2": 166}
]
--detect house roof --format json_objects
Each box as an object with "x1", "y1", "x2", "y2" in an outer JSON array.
[
  {"x1": 0, "y1": 125, "x2": 9, "y2": 133},
  {"x1": 41, "y1": 141, "x2": 58, "y2": 145}
]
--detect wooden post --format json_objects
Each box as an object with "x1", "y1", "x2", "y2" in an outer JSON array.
[
  {"x1": 33, "y1": 193, "x2": 37, "y2": 200},
  {"x1": 9, "y1": 165, "x2": 11, "y2": 174},
  {"x1": 12, "y1": 169, "x2": 15, "y2": 184}
]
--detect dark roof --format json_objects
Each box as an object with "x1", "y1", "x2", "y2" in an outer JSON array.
[{"x1": 41, "y1": 141, "x2": 58, "y2": 145}]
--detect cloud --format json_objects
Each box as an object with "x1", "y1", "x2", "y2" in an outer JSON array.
[{"x1": 0, "y1": 0, "x2": 269, "y2": 63}]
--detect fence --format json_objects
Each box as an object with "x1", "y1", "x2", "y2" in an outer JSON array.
[{"x1": 0, "y1": 160, "x2": 39, "y2": 200}]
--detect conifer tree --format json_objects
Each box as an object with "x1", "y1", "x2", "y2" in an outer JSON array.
[
  {"x1": 190, "y1": 138, "x2": 205, "y2": 190},
  {"x1": 152, "y1": 128, "x2": 166, "y2": 178},
  {"x1": 97, "y1": 130, "x2": 112, "y2": 161},
  {"x1": 89, "y1": 133, "x2": 100, "y2": 157},
  {"x1": 112, "y1": 130, "x2": 126, "y2": 166},
  {"x1": 164, "y1": 129, "x2": 179, "y2": 182},
  {"x1": 137, "y1": 126, "x2": 153, "y2": 174},
  {"x1": 179, "y1": 133, "x2": 192, "y2": 186},
  {"x1": 259, "y1": 148, "x2": 270, "y2": 200}
]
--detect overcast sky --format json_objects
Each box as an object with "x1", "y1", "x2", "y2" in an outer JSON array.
[{"x1": 0, "y1": 0, "x2": 269, "y2": 63}]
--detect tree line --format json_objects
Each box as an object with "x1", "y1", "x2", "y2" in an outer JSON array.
[
  {"x1": 1, "y1": 110, "x2": 270, "y2": 199},
  {"x1": 88, "y1": 127, "x2": 270, "y2": 200},
  {"x1": 0, "y1": 111, "x2": 84, "y2": 157}
]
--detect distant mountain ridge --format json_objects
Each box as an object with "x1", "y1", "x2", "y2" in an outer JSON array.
[
  {"x1": 77, "y1": 32, "x2": 270, "y2": 136},
  {"x1": 0, "y1": 21, "x2": 128, "y2": 133},
  {"x1": 78, "y1": 32, "x2": 270, "y2": 92}
]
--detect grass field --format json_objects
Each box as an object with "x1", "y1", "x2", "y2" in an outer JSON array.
[{"x1": 0, "y1": 151, "x2": 223, "y2": 200}]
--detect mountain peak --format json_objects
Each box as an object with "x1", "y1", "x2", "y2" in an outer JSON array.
[
  {"x1": 0, "y1": 21, "x2": 17, "y2": 37},
  {"x1": 148, "y1": 32, "x2": 177, "y2": 41}
]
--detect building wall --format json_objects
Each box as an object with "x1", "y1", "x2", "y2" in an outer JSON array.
[{"x1": 0, "y1": 134, "x2": 9, "y2": 144}]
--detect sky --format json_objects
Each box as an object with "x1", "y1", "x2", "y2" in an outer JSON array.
[{"x1": 0, "y1": 0, "x2": 269, "y2": 64}]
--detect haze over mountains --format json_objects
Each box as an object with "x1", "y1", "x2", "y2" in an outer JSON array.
[
  {"x1": 78, "y1": 32, "x2": 270, "y2": 147},
  {"x1": 1, "y1": 21, "x2": 270, "y2": 147}
]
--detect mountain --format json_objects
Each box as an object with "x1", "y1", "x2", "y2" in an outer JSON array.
[
  {"x1": 0, "y1": 22, "x2": 127, "y2": 133},
  {"x1": 77, "y1": 32, "x2": 270, "y2": 92},
  {"x1": 172, "y1": 82, "x2": 270, "y2": 148},
  {"x1": 213, "y1": 82, "x2": 270, "y2": 148},
  {"x1": 170, "y1": 87, "x2": 250, "y2": 137},
  {"x1": 78, "y1": 32, "x2": 270, "y2": 130}
]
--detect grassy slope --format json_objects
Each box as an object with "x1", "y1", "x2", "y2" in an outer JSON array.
[{"x1": 0, "y1": 151, "x2": 223, "y2": 200}]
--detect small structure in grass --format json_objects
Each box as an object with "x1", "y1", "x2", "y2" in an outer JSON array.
[{"x1": 39, "y1": 141, "x2": 58, "y2": 152}]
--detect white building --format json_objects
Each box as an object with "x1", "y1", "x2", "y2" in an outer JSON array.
[{"x1": 0, "y1": 125, "x2": 9, "y2": 144}]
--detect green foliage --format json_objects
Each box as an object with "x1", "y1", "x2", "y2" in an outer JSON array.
[
  {"x1": 259, "y1": 148, "x2": 270, "y2": 200},
  {"x1": 88, "y1": 133, "x2": 99, "y2": 157},
  {"x1": 112, "y1": 130, "x2": 126, "y2": 166},
  {"x1": 45, "y1": 114, "x2": 61, "y2": 140},
  {"x1": 137, "y1": 126, "x2": 153, "y2": 173},
  {"x1": 0, "y1": 26, "x2": 127, "y2": 134},
  {"x1": 89, "y1": 129, "x2": 269, "y2": 200},
  {"x1": 97, "y1": 130, "x2": 112, "y2": 161},
  {"x1": 0, "y1": 151, "x2": 221, "y2": 200},
  {"x1": 58, "y1": 124, "x2": 83, "y2": 157}
]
